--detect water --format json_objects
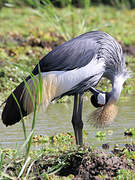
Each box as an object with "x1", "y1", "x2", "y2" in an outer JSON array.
[{"x1": 0, "y1": 95, "x2": 135, "y2": 149}]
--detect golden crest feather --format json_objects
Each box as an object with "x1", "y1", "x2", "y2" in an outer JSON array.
[{"x1": 89, "y1": 103, "x2": 118, "y2": 127}]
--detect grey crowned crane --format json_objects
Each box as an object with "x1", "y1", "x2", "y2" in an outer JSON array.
[{"x1": 1, "y1": 31, "x2": 129, "y2": 145}]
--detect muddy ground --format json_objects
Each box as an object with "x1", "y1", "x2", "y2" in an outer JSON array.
[
  {"x1": 1, "y1": 33, "x2": 135, "y2": 57},
  {"x1": 35, "y1": 145, "x2": 135, "y2": 179},
  {"x1": 5, "y1": 144, "x2": 135, "y2": 179}
]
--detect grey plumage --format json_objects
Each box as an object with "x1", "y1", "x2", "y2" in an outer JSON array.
[{"x1": 1, "y1": 31, "x2": 129, "y2": 145}]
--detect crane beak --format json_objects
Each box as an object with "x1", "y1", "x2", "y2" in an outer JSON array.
[{"x1": 89, "y1": 87, "x2": 102, "y2": 96}]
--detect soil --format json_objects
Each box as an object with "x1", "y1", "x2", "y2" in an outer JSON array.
[
  {"x1": 121, "y1": 43, "x2": 135, "y2": 57},
  {"x1": 27, "y1": 36, "x2": 135, "y2": 57},
  {"x1": 0, "y1": 32, "x2": 65, "y2": 51},
  {"x1": 1, "y1": 33, "x2": 135, "y2": 58},
  {"x1": 14, "y1": 35, "x2": 135, "y2": 57},
  {"x1": 22, "y1": 144, "x2": 135, "y2": 180}
]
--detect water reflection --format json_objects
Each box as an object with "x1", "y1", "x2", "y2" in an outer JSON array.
[{"x1": 0, "y1": 95, "x2": 135, "y2": 149}]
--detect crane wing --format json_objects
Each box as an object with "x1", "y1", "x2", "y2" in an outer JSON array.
[{"x1": 32, "y1": 32, "x2": 100, "y2": 75}]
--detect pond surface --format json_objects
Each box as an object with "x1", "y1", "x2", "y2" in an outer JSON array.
[{"x1": 0, "y1": 95, "x2": 135, "y2": 149}]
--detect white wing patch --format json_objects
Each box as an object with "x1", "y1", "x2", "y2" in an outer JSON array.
[
  {"x1": 42, "y1": 56, "x2": 105, "y2": 97},
  {"x1": 23, "y1": 56, "x2": 105, "y2": 113}
]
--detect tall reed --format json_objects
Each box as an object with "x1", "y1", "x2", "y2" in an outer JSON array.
[
  {"x1": 12, "y1": 63, "x2": 42, "y2": 161},
  {"x1": 30, "y1": 0, "x2": 91, "y2": 40},
  {"x1": 1, "y1": 0, "x2": 135, "y2": 9},
  {"x1": 25, "y1": 64, "x2": 42, "y2": 158}
]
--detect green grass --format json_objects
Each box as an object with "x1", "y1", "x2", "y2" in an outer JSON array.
[
  {"x1": 0, "y1": 5, "x2": 135, "y2": 102},
  {"x1": 0, "y1": 133, "x2": 135, "y2": 179},
  {"x1": 0, "y1": 132, "x2": 76, "y2": 179},
  {"x1": 1, "y1": 0, "x2": 135, "y2": 9},
  {"x1": 0, "y1": 5, "x2": 135, "y2": 43},
  {"x1": 117, "y1": 169, "x2": 135, "y2": 180}
]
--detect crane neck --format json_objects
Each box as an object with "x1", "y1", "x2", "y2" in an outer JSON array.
[{"x1": 108, "y1": 75, "x2": 126, "y2": 104}]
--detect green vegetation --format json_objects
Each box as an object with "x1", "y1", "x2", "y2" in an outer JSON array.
[
  {"x1": 0, "y1": 133, "x2": 77, "y2": 179},
  {"x1": 96, "y1": 131, "x2": 106, "y2": 138},
  {"x1": 0, "y1": 4, "x2": 135, "y2": 101},
  {"x1": 1, "y1": 0, "x2": 135, "y2": 9},
  {"x1": 0, "y1": 1, "x2": 135, "y2": 179},
  {"x1": 124, "y1": 128, "x2": 135, "y2": 136},
  {"x1": 0, "y1": 133, "x2": 135, "y2": 179},
  {"x1": 117, "y1": 169, "x2": 135, "y2": 180}
]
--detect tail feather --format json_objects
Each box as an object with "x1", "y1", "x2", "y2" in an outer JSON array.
[
  {"x1": 2, "y1": 81, "x2": 27, "y2": 126},
  {"x1": 1, "y1": 73, "x2": 58, "y2": 126}
]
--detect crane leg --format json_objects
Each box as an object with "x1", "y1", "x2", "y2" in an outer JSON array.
[{"x1": 72, "y1": 93, "x2": 83, "y2": 145}]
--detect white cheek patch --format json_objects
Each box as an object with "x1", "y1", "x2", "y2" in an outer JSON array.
[{"x1": 97, "y1": 93, "x2": 106, "y2": 105}]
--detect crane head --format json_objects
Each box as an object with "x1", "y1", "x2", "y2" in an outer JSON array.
[
  {"x1": 90, "y1": 87, "x2": 110, "y2": 108},
  {"x1": 88, "y1": 72, "x2": 129, "y2": 127},
  {"x1": 91, "y1": 93, "x2": 106, "y2": 108}
]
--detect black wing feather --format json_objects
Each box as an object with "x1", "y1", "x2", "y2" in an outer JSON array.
[{"x1": 32, "y1": 31, "x2": 101, "y2": 75}]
